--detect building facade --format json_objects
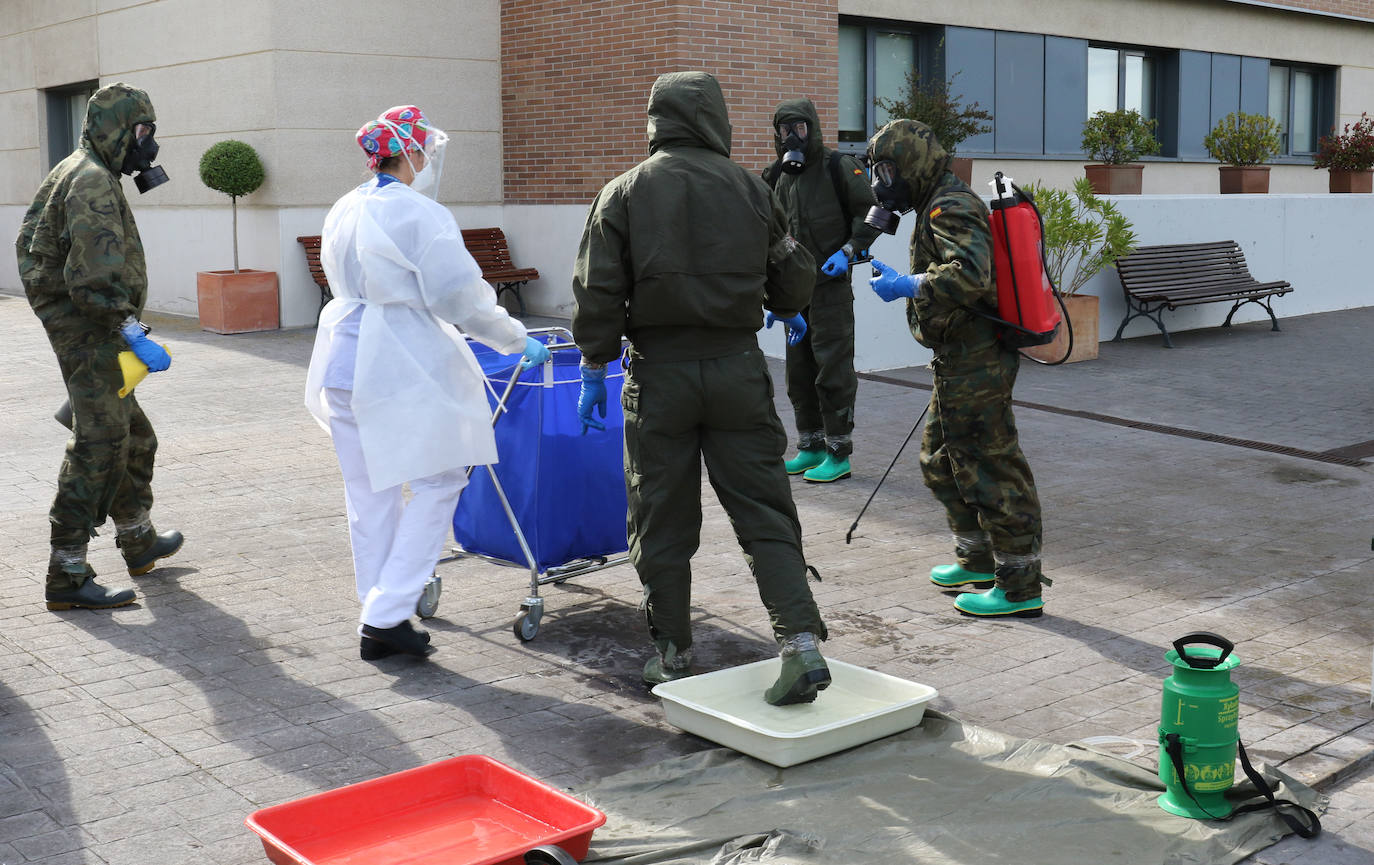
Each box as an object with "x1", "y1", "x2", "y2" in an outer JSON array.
[{"x1": 2, "y1": 0, "x2": 1371, "y2": 367}]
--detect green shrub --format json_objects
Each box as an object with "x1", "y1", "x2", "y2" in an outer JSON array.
[
  {"x1": 198, "y1": 140, "x2": 265, "y2": 272},
  {"x1": 875, "y1": 68, "x2": 993, "y2": 155},
  {"x1": 1314, "y1": 112, "x2": 1374, "y2": 171},
  {"x1": 1203, "y1": 112, "x2": 1281, "y2": 166},
  {"x1": 1081, "y1": 109, "x2": 1161, "y2": 164},
  {"x1": 1024, "y1": 177, "x2": 1138, "y2": 296}
]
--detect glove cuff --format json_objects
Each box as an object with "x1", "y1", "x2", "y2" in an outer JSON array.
[{"x1": 580, "y1": 363, "x2": 608, "y2": 381}]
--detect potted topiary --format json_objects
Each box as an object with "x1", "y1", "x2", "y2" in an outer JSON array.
[
  {"x1": 196, "y1": 139, "x2": 278, "y2": 333},
  {"x1": 1080, "y1": 109, "x2": 1161, "y2": 195},
  {"x1": 1203, "y1": 112, "x2": 1281, "y2": 194},
  {"x1": 876, "y1": 67, "x2": 993, "y2": 186},
  {"x1": 1314, "y1": 112, "x2": 1374, "y2": 194},
  {"x1": 1020, "y1": 177, "x2": 1139, "y2": 362}
]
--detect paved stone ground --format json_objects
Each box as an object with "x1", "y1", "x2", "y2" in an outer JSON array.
[{"x1": 1, "y1": 292, "x2": 1369, "y2": 864}]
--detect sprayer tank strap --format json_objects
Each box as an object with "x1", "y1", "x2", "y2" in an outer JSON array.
[{"x1": 1163, "y1": 733, "x2": 1321, "y2": 838}]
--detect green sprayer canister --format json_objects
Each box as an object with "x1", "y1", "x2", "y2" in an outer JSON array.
[{"x1": 1157, "y1": 632, "x2": 1240, "y2": 819}]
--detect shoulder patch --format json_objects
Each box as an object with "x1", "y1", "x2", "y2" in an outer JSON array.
[
  {"x1": 930, "y1": 206, "x2": 943, "y2": 219},
  {"x1": 852, "y1": 167, "x2": 864, "y2": 175}
]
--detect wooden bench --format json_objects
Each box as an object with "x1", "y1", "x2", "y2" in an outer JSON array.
[
  {"x1": 297, "y1": 227, "x2": 539, "y2": 318},
  {"x1": 1112, "y1": 240, "x2": 1292, "y2": 348},
  {"x1": 296, "y1": 235, "x2": 333, "y2": 321},
  {"x1": 460, "y1": 227, "x2": 539, "y2": 316}
]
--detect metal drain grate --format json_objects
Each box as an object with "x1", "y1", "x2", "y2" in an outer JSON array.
[{"x1": 857, "y1": 372, "x2": 1369, "y2": 468}]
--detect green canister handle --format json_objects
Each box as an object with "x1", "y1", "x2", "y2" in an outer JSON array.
[{"x1": 1172, "y1": 632, "x2": 1234, "y2": 669}]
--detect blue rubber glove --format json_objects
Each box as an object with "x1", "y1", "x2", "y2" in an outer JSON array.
[
  {"x1": 820, "y1": 248, "x2": 850, "y2": 277},
  {"x1": 118, "y1": 317, "x2": 171, "y2": 372},
  {"x1": 765, "y1": 311, "x2": 808, "y2": 346},
  {"x1": 577, "y1": 365, "x2": 608, "y2": 434},
  {"x1": 519, "y1": 335, "x2": 552, "y2": 370},
  {"x1": 869, "y1": 259, "x2": 923, "y2": 303}
]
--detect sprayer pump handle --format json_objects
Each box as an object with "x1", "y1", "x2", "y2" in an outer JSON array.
[{"x1": 1173, "y1": 632, "x2": 1234, "y2": 669}]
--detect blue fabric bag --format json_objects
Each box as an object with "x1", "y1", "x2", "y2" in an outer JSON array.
[{"x1": 453, "y1": 341, "x2": 628, "y2": 571}]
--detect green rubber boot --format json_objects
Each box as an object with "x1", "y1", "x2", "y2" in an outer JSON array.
[
  {"x1": 642, "y1": 642, "x2": 694, "y2": 687},
  {"x1": 764, "y1": 632, "x2": 831, "y2": 705},
  {"x1": 929, "y1": 564, "x2": 996, "y2": 589},
  {"x1": 784, "y1": 448, "x2": 826, "y2": 475},
  {"x1": 802, "y1": 454, "x2": 851, "y2": 483},
  {"x1": 953, "y1": 587, "x2": 1044, "y2": 618}
]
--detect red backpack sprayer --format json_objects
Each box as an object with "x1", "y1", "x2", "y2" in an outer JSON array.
[{"x1": 846, "y1": 171, "x2": 1071, "y2": 542}]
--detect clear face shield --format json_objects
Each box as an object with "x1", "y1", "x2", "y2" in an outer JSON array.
[{"x1": 408, "y1": 125, "x2": 448, "y2": 199}]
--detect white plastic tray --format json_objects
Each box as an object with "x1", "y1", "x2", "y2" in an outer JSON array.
[{"x1": 652, "y1": 658, "x2": 937, "y2": 767}]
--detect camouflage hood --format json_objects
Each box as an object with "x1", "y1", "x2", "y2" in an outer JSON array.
[
  {"x1": 867, "y1": 119, "x2": 952, "y2": 213},
  {"x1": 81, "y1": 82, "x2": 157, "y2": 174},
  {"x1": 770, "y1": 97, "x2": 824, "y2": 163},
  {"x1": 647, "y1": 71, "x2": 732, "y2": 158}
]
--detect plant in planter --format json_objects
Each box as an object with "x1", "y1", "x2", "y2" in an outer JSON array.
[
  {"x1": 1021, "y1": 177, "x2": 1139, "y2": 362},
  {"x1": 1314, "y1": 112, "x2": 1374, "y2": 194},
  {"x1": 875, "y1": 66, "x2": 992, "y2": 185},
  {"x1": 1203, "y1": 112, "x2": 1281, "y2": 194},
  {"x1": 1080, "y1": 109, "x2": 1161, "y2": 195},
  {"x1": 196, "y1": 140, "x2": 278, "y2": 333}
]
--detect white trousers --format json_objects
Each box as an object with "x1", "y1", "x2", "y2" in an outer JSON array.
[{"x1": 324, "y1": 388, "x2": 467, "y2": 629}]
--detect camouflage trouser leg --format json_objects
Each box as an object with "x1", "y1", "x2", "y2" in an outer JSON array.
[
  {"x1": 623, "y1": 350, "x2": 826, "y2": 651},
  {"x1": 919, "y1": 347, "x2": 1045, "y2": 600},
  {"x1": 49, "y1": 341, "x2": 158, "y2": 549},
  {"x1": 784, "y1": 279, "x2": 857, "y2": 458}
]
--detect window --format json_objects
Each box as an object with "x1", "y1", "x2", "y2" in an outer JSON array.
[
  {"x1": 838, "y1": 22, "x2": 923, "y2": 145},
  {"x1": 1268, "y1": 63, "x2": 1326, "y2": 155},
  {"x1": 44, "y1": 81, "x2": 97, "y2": 168},
  {"x1": 1087, "y1": 45, "x2": 1158, "y2": 119}
]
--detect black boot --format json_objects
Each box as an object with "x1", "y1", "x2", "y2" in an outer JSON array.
[
  {"x1": 360, "y1": 620, "x2": 435, "y2": 658},
  {"x1": 46, "y1": 571, "x2": 136, "y2": 611},
  {"x1": 121, "y1": 530, "x2": 184, "y2": 576}
]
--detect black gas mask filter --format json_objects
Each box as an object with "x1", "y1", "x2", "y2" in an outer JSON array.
[
  {"x1": 777, "y1": 120, "x2": 808, "y2": 175},
  {"x1": 864, "y1": 158, "x2": 914, "y2": 235},
  {"x1": 121, "y1": 123, "x2": 168, "y2": 193}
]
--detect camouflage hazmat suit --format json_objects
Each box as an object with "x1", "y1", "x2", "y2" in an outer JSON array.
[
  {"x1": 764, "y1": 98, "x2": 880, "y2": 461},
  {"x1": 867, "y1": 120, "x2": 1048, "y2": 601},
  {"x1": 15, "y1": 83, "x2": 164, "y2": 591},
  {"x1": 573, "y1": 71, "x2": 827, "y2": 656}
]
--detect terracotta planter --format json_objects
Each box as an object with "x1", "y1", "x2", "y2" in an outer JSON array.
[
  {"x1": 1083, "y1": 164, "x2": 1143, "y2": 195},
  {"x1": 1022, "y1": 294, "x2": 1099, "y2": 364},
  {"x1": 196, "y1": 269, "x2": 280, "y2": 334},
  {"x1": 1218, "y1": 166, "x2": 1269, "y2": 194},
  {"x1": 1328, "y1": 168, "x2": 1373, "y2": 194},
  {"x1": 950, "y1": 156, "x2": 974, "y2": 187}
]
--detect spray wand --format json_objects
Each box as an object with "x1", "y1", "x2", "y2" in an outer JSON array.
[{"x1": 845, "y1": 402, "x2": 930, "y2": 544}]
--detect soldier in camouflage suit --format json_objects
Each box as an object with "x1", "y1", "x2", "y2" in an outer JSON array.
[
  {"x1": 865, "y1": 119, "x2": 1050, "y2": 617},
  {"x1": 15, "y1": 82, "x2": 183, "y2": 611}
]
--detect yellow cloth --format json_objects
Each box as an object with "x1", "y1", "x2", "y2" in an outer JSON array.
[{"x1": 117, "y1": 348, "x2": 168, "y2": 398}]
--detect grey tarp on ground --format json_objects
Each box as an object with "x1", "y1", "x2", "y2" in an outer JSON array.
[{"x1": 575, "y1": 712, "x2": 1326, "y2": 865}]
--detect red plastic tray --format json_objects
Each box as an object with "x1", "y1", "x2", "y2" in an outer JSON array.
[{"x1": 245, "y1": 754, "x2": 605, "y2": 865}]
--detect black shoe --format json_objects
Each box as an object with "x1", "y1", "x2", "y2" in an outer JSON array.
[
  {"x1": 124, "y1": 530, "x2": 184, "y2": 576},
  {"x1": 360, "y1": 620, "x2": 435, "y2": 658},
  {"x1": 46, "y1": 578, "x2": 136, "y2": 611}
]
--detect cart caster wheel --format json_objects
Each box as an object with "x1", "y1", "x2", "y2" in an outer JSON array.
[
  {"x1": 416, "y1": 574, "x2": 441, "y2": 618},
  {"x1": 514, "y1": 610, "x2": 540, "y2": 642},
  {"x1": 525, "y1": 844, "x2": 577, "y2": 865}
]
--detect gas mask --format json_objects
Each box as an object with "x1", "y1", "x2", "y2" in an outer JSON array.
[
  {"x1": 407, "y1": 126, "x2": 448, "y2": 199},
  {"x1": 120, "y1": 122, "x2": 168, "y2": 193},
  {"x1": 864, "y1": 159, "x2": 914, "y2": 234},
  {"x1": 777, "y1": 120, "x2": 808, "y2": 175}
]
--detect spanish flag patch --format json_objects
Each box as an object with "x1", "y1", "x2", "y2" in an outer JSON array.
[{"x1": 930, "y1": 206, "x2": 943, "y2": 219}]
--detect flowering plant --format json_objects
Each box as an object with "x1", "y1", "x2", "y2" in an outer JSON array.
[{"x1": 1314, "y1": 113, "x2": 1374, "y2": 171}]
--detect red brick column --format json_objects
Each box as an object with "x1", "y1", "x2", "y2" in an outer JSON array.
[{"x1": 501, "y1": 0, "x2": 840, "y2": 204}]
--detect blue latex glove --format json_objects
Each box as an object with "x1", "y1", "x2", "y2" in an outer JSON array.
[
  {"x1": 519, "y1": 335, "x2": 552, "y2": 370},
  {"x1": 869, "y1": 259, "x2": 923, "y2": 303},
  {"x1": 118, "y1": 317, "x2": 171, "y2": 372},
  {"x1": 577, "y1": 365, "x2": 608, "y2": 434},
  {"x1": 820, "y1": 248, "x2": 850, "y2": 277},
  {"x1": 765, "y1": 311, "x2": 808, "y2": 346}
]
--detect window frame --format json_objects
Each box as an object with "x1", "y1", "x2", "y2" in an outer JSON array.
[
  {"x1": 43, "y1": 80, "x2": 98, "y2": 169},
  {"x1": 837, "y1": 17, "x2": 932, "y2": 154},
  {"x1": 1267, "y1": 61, "x2": 1331, "y2": 159},
  {"x1": 1087, "y1": 42, "x2": 1163, "y2": 122}
]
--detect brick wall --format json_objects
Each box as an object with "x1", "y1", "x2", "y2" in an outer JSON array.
[
  {"x1": 1246, "y1": 0, "x2": 1374, "y2": 19},
  {"x1": 501, "y1": 0, "x2": 840, "y2": 204}
]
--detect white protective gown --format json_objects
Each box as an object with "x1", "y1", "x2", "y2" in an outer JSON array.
[{"x1": 304, "y1": 180, "x2": 528, "y2": 492}]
